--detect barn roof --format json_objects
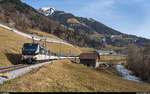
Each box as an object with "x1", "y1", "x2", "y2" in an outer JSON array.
[
  {"x1": 79, "y1": 53, "x2": 100, "y2": 60},
  {"x1": 96, "y1": 51, "x2": 115, "y2": 53}
]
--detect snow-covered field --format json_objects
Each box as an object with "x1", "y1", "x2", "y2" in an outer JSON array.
[
  {"x1": 0, "y1": 23, "x2": 72, "y2": 46},
  {"x1": 115, "y1": 65, "x2": 142, "y2": 82}
]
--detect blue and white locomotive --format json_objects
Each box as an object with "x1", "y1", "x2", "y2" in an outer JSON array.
[{"x1": 21, "y1": 43, "x2": 57, "y2": 63}]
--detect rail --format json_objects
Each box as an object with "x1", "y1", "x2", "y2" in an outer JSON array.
[
  {"x1": 0, "y1": 56, "x2": 78, "y2": 74},
  {"x1": 0, "y1": 64, "x2": 29, "y2": 73}
]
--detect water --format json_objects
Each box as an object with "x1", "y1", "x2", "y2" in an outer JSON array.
[{"x1": 115, "y1": 65, "x2": 142, "y2": 82}]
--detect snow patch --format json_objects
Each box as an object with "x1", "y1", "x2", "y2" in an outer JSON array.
[{"x1": 39, "y1": 7, "x2": 56, "y2": 16}]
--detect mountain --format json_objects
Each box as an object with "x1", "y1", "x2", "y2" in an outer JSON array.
[
  {"x1": 0, "y1": 0, "x2": 59, "y2": 31},
  {"x1": 39, "y1": 7, "x2": 57, "y2": 16},
  {"x1": 38, "y1": 7, "x2": 150, "y2": 47},
  {"x1": 0, "y1": 0, "x2": 149, "y2": 49},
  {"x1": 0, "y1": 0, "x2": 105, "y2": 49},
  {"x1": 39, "y1": 8, "x2": 121, "y2": 35}
]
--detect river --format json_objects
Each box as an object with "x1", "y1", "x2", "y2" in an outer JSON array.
[{"x1": 115, "y1": 65, "x2": 142, "y2": 82}]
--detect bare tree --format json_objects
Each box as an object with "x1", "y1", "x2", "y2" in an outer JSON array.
[{"x1": 127, "y1": 44, "x2": 150, "y2": 82}]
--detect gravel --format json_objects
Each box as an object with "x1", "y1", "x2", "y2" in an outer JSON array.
[{"x1": 0, "y1": 61, "x2": 54, "y2": 84}]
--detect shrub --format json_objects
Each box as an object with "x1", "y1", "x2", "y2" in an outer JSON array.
[{"x1": 127, "y1": 44, "x2": 150, "y2": 82}]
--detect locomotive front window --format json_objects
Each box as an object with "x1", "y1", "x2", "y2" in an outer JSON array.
[{"x1": 23, "y1": 44, "x2": 38, "y2": 51}]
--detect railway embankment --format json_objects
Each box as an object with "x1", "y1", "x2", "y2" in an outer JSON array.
[
  {"x1": 1, "y1": 59, "x2": 150, "y2": 92},
  {"x1": 0, "y1": 60, "x2": 55, "y2": 84},
  {"x1": 0, "y1": 23, "x2": 71, "y2": 46},
  {"x1": 0, "y1": 25, "x2": 81, "y2": 68}
]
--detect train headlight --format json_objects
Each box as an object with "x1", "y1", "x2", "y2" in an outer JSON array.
[{"x1": 33, "y1": 56, "x2": 37, "y2": 59}]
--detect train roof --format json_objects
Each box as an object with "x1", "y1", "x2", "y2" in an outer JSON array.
[
  {"x1": 23, "y1": 43, "x2": 49, "y2": 50},
  {"x1": 24, "y1": 43, "x2": 40, "y2": 45}
]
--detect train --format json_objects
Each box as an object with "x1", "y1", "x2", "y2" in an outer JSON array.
[{"x1": 21, "y1": 43, "x2": 58, "y2": 63}]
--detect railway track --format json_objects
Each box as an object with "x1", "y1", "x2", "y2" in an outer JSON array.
[
  {"x1": 0, "y1": 57, "x2": 75, "y2": 75},
  {"x1": 0, "y1": 64, "x2": 29, "y2": 74},
  {"x1": 0, "y1": 60, "x2": 58, "y2": 84},
  {"x1": 0, "y1": 59, "x2": 54, "y2": 74}
]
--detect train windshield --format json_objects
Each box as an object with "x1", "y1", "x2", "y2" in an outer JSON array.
[{"x1": 23, "y1": 43, "x2": 39, "y2": 51}]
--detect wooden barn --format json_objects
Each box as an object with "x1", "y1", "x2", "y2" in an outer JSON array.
[{"x1": 79, "y1": 52, "x2": 100, "y2": 68}]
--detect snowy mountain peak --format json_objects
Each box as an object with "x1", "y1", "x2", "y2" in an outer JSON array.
[{"x1": 39, "y1": 7, "x2": 57, "y2": 16}]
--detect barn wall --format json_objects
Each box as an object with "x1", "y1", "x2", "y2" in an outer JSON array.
[
  {"x1": 95, "y1": 59, "x2": 100, "y2": 68},
  {"x1": 80, "y1": 59, "x2": 96, "y2": 67}
]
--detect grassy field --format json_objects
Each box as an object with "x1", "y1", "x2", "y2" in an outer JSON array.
[
  {"x1": 24, "y1": 29, "x2": 81, "y2": 55},
  {"x1": 27, "y1": 29, "x2": 62, "y2": 40},
  {"x1": 77, "y1": 47, "x2": 95, "y2": 53},
  {"x1": 39, "y1": 42, "x2": 81, "y2": 55},
  {"x1": 0, "y1": 27, "x2": 81, "y2": 67},
  {"x1": 1, "y1": 59, "x2": 150, "y2": 92},
  {"x1": 0, "y1": 27, "x2": 31, "y2": 67},
  {"x1": 104, "y1": 45, "x2": 123, "y2": 50},
  {"x1": 1, "y1": 27, "x2": 150, "y2": 92},
  {"x1": 100, "y1": 54, "x2": 127, "y2": 65}
]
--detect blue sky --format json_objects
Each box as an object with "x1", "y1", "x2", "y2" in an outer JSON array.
[{"x1": 21, "y1": 0, "x2": 150, "y2": 39}]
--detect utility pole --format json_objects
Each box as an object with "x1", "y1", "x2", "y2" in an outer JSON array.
[
  {"x1": 70, "y1": 49, "x2": 71, "y2": 56},
  {"x1": 60, "y1": 43, "x2": 61, "y2": 57},
  {"x1": 75, "y1": 56, "x2": 77, "y2": 63},
  {"x1": 40, "y1": 37, "x2": 47, "y2": 47},
  {"x1": 45, "y1": 38, "x2": 46, "y2": 47},
  {"x1": 32, "y1": 36, "x2": 35, "y2": 43}
]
